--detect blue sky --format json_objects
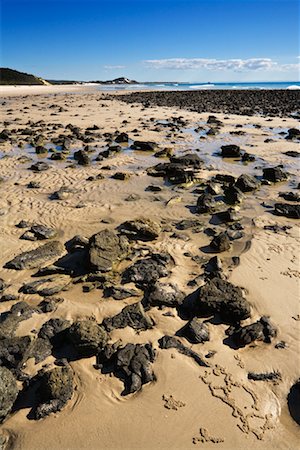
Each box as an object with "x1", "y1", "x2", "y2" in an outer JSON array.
[{"x1": 1, "y1": 0, "x2": 299, "y2": 81}]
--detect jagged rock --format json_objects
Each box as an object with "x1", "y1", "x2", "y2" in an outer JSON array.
[
  {"x1": 175, "y1": 219, "x2": 203, "y2": 230},
  {"x1": 147, "y1": 162, "x2": 198, "y2": 184},
  {"x1": 0, "y1": 279, "x2": 5, "y2": 293},
  {"x1": 197, "y1": 193, "x2": 216, "y2": 213},
  {"x1": 28, "y1": 337, "x2": 52, "y2": 364},
  {"x1": 66, "y1": 235, "x2": 89, "y2": 253},
  {"x1": 263, "y1": 167, "x2": 288, "y2": 182},
  {"x1": 170, "y1": 153, "x2": 203, "y2": 168},
  {"x1": 68, "y1": 318, "x2": 108, "y2": 356},
  {"x1": 241, "y1": 152, "x2": 255, "y2": 162},
  {"x1": 214, "y1": 209, "x2": 238, "y2": 223},
  {"x1": 158, "y1": 335, "x2": 209, "y2": 367},
  {"x1": 20, "y1": 224, "x2": 57, "y2": 241},
  {"x1": 143, "y1": 282, "x2": 184, "y2": 308},
  {"x1": 274, "y1": 203, "x2": 300, "y2": 219},
  {"x1": 20, "y1": 276, "x2": 71, "y2": 296},
  {"x1": 5, "y1": 241, "x2": 64, "y2": 270},
  {"x1": 214, "y1": 174, "x2": 235, "y2": 185},
  {"x1": 50, "y1": 186, "x2": 73, "y2": 200},
  {"x1": 97, "y1": 343, "x2": 156, "y2": 394},
  {"x1": 285, "y1": 128, "x2": 300, "y2": 140},
  {"x1": 103, "y1": 286, "x2": 140, "y2": 300},
  {"x1": 228, "y1": 316, "x2": 277, "y2": 347},
  {"x1": 115, "y1": 132, "x2": 128, "y2": 143},
  {"x1": 131, "y1": 141, "x2": 157, "y2": 151},
  {"x1": 29, "y1": 162, "x2": 50, "y2": 172},
  {"x1": 38, "y1": 318, "x2": 71, "y2": 345},
  {"x1": 35, "y1": 145, "x2": 48, "y2": 155},
  {"x1": 118, "y1": 218, "x2": 161, "y2": 241},
  {"x1": 220, "y1": 145, "x2": 241, "y2": 158},
  {"x1": 0, "y1": 336, "x2": 31, "y2": 370},
  {"x1": 111, "y1": 172, "x2": 130, "y2": 180},
  {"x1": 284, "y1": 150, "x2": 300, "y2": 158},
  {"x1": 279, "y1": 192, "x2": 300, "y2": 202},
  {"x1": 74, "y1": 149, "x2": 90, "y2": 165},
  {"x1": 224, "y1": 185, "x2": 243, "y2": 204},
  {"x1": 89, "y1": 229, "x2": 129, "y2": 272},
  {"x1": 210, "y1": 232, "x2": 231, "y2": 252},
  {"x1": 184, "y1": 318, "x2": 210, "y2": 343},
  {"x1": 288, "y1": 379, "x2": 300, "y2": 425},
  {"x1": 0, "y1": 302, "x2": 34, "y2": 338},
  {"x1": 235, "y1": 174, "x2": 260, "y2": 192},
  {"x1": 195, "y1": 278, "x2": 251, "y2": 323},
  {"x1": 103, "y1": 302, "x2": 153, "y2": 331},
  {"x1": 0, "y1": 367, "x2": 18, "y2": 423},
  {"x1": 248, "y1": 371, "x2": 281, "y2": 381},
  {"x1": 34, "y1": 366, "x2": 74, "y2": 419},
  {"x1": 122, "y1": 253, "x2": 172, "y2": 287}
]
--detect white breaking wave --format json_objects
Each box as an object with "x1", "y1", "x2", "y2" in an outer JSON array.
[
  {"x1": 287, "y1": 85, "x2": 300, "y2": 90},
  {"x1": 189, "y1": 84, "x2": 215, "y2": 89}
]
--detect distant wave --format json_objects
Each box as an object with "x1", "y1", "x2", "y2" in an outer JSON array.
[
  {"x1": 189, "y1": 84, "x2": 215, "y2": 89},
  {"x1": 287, "y1": 85, "x2": 300, "y2": 90}
]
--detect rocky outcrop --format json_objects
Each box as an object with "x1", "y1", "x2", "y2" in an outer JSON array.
[
  {"x1": 143, "y1": 282, "x2": 184, "y2": 308},
  {"x1": 0, "y1": 367, "x2": 18, "y2": 423},
  {"x1": 5, "y1": 241, "x2": 64, "y2": 270},
  {"x1": 34, "y1": 366, "x2": 74, "y2": 419},
  {"x1": 88, "y1": 229, "x2": 129, "y2": 272},
  {"x1": 68, "y1": 318, "x2": 108, "y2": 356},
  {"x1": 184, "y1": 318, "x2": 210, "y2": 344},
  {"x1": 103, "y1": 302, "x2": 153, "y2": 331},
  {"x1": 227, "y1": 316, "x2": 277, "y2": 347},
  {"x1": 122, "y1": 253, "x2": 172, "y2": 288},
  {"x1": 274, "y1": 203, "x2": 300, "y2": 219},
  {"x1": 97, "y1": 343, "x2": 156, "y2": 394},
  {"x1": 118, "y1": 218, "x2": 161, "y2": 241},
  {"x1": 235, "y1": 174, "x2": 260, "y2": 192},
  {"x1": 263, "y1": 167, "x2": 288, "y2": 182},
  {"x1": 195, "y1": 278, "x2": 251, "y2": 323}
]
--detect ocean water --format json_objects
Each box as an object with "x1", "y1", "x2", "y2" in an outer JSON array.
[{"x1": 96, "y1": 81, "x2": 300, "y2": 91}]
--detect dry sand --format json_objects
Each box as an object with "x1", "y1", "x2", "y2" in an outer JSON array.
[{"x1": 0, "y1": 86, "x2": 299, "y2": 449}]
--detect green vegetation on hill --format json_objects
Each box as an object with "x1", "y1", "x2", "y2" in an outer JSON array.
[{"x1": 0, "y1": 68, "x2": 50, "y2": 85}]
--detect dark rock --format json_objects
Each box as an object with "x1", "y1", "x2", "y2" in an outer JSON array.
[
  {"x1": 103, "y1": 286, "x2": 140, "y2": 300},
  {"x1": 29, "y1": 162, "x2": 50, "y2": 172},
  {"x1": 147, "y1": 162, "x2": 198, "y2": 184},
  {"x1": 103, "y1": 302, "x2": 153, "y2": 331},
  {"x1": 248, "y1": 371, "x2": 281, "y2": 381},
  {"x1": 27, "y1": 181, "x2": 41, "y2": 189},
  {"x1": 118, "y1": 218, "x2": 161, "y2": 241},
  {"x1": 5, "y1": 241, "x2": 64, "y2": 270},
  {"x1": 220, "y1": 145, "x2": 241, "y2": 158},
  {"x1": 68, "y1": 319, "x2": 108, "y2": 356},
  {"x1": 97, "y1": 343, "x2": 156, "y2": 394},
  {"x1": 20, "y1": 224, "x2": 57, "y2": 241},
  {"x1": 284, "y1": 150, "x2": 300, "y2": 158},
  {"x1": 215, "y1": 174, "x2": 235, "y2": 185},
  {"x1": 175, "y1": 219, "x2": 203, "y2": 230},
  {"x1": 50, "y1": 186, "x2": 73, "y2": 200},
  {"x1": 169, "y1": 153, "x2": 203, "y2": 168},
  {"x1": 210, "y1": 232, "x2": 231, "y2": 252},
  {"x1": 224, "y1": 185, "x2": 243, "y2": 204},
  {"x1": 34, "y1": 366, "x2": 74, "y2": 419},
  {"x1": 0, "y1": 367, "x2": 18, "y2": 423},
  {"x1": 274, "y1": 203, "x2": 300, "y2": 219},
  {"x1": 111, "y1": 172, "x2": 130, "y2": 180},
  {"x1": 0, "y1": 302, "x2": 34, "y2": 338},
  {"x1": 287, "y1": 379, "x2": 300, "y2": 425},
  {"x1": 184, "y1": 318, "x2": 210, "y2": 343},
  {"x1": 263, "y1": 167, "x2": 288, "y2": 182},
  {"x1": 39, "y1": 318, "x2": 71, "y2": 346},
  {"x1": 37, "y1": 297, "x2": 64, "y2": 313},
  {"x1": 278, "y1": 192, "x2": 300, "y2": 202},
  {"x1": 197, "y1": 193, "x2": 216, "y2": 214},
  {"x1": 122, "y1": 253, "x2": 172, "y2": 288},
  {"x1": 115, "y1": 132, "x2": 128, "y2": 143},
  {"x1": 35, "y1": 145, "x2": 48, "y2": 155},
  {"x1": 158, "y1": 335, "x2": 209, "y2": 367},
  {"x1": 89, "y1": 229, "x2": 129, "y2": 272},
  {"x1": 131, "y1": 141, "x2": 157, "y2": 151},
  {"x1": 195, "y1": 278, "x2": 251, "y2": 323},
  {"x1": 241, "y1": 152, "x2": 255, "y2": 162},
  {"x1": 285, "y1": 128, "x2": 300, "y2": 140},
  {"x1": 144, "y1": 282, "x2": 184, "y2": 308},
  {"x1": 74, "y1": 149, "x2": 90, "y2": 166},
  {"x1": 235, "y1": 174, "x2": 260, "y2": 192},
  {"x1": 214, "y1": 209, "x2": 238, "y2": 223},
  {"x1": 228, "y1": 316, "x2": 277, "y2": 347}
]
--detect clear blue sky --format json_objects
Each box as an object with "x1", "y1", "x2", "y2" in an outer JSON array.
[{"x1": 1, "y1": 0, "x2": 299, "y2": 81}]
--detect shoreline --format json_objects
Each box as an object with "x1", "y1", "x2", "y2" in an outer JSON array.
[{"x1": 0, "y1": 90, "x2": 299, "y2": 450}]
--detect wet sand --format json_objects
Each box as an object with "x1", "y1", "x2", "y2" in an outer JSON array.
[{"x1": 0, "y1": 87, "x2": 299, "y2": 449}]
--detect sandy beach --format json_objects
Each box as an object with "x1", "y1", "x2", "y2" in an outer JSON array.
[{"x1": 0, "y1": 86, "x2": 299, "y2": 450}]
